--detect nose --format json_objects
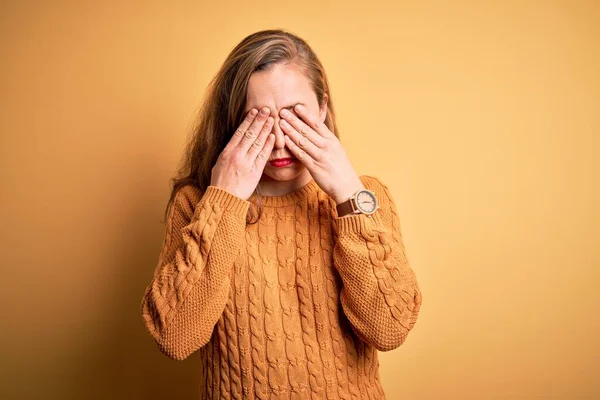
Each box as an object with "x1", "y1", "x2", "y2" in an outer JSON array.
[{"x1": 271, "y1": 117, "x2": 286, "y2": 150}]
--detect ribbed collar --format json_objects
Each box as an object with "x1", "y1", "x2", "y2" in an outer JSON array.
[{"x1": 249, "y1": 178, "x2": 320, "y2": 207}]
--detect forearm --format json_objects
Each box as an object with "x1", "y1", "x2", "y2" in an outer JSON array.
[
  {"x1": 332, "y1": 175, "x2": 422, "y2": 351},
  {"x1": 333, "y1": 211, "x2": 421, "y2": 350},
  {"x1": 141, "y1": 185, "x2": 249, "y2": 360}
]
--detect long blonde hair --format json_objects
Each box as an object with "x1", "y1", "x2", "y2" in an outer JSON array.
[{"x1": 164, "y1": 29, "x2": 339, "y2": 224}]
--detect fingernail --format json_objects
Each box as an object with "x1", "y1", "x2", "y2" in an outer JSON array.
[
  {"x1": 295, "y1": 104, "x2": 303, "y2": 112},
  {"x1": 281, "y1": 109, "x2": 290, "y2": 117},
  {"x1": 260, "y1": 107, "x2": 269, "y2": 116},
  {"x1": 250, "y1": 109, "x2": 258, "y2": 116}
]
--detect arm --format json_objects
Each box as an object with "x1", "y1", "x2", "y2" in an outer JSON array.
[
  {"x1": 140, "y1": 185, "x2": 249, "y2": 360},
  {"x1": 332, "y1": 175, "x2": 422, "y2": 351}
]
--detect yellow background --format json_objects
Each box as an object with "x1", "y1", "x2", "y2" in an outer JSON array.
[{"x1": 1, "y1": 1, "x2": 598, "y2": 398}]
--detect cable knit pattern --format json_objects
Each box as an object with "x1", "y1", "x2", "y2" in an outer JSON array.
[
  {"x1": 141, "y1": 175, "x2": 422, "y2": 399},
  {"x1": 307, "y1": 197, "x2": 337, "y2": 399},
  {"x1": 258, "y1": 213, "x2": 289, "y2": 398},
  {"x1": 234, "y1": 242, "x2": 254, "y2": 398},
  {"x1": 294, "y1": 200, "x2": 326, "y2": 399},
  {"x1": 224, "y1": 290, "x2": 242, "y2": 398},
  {"x1": 333, "y1": 176, "x2": 422, "y2": 352}
]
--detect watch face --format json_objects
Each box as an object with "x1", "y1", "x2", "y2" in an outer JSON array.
[{"x1": 356, "y1": 190, "x2": 378, "y2": 214}]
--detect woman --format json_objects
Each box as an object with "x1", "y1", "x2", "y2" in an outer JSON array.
[{"x1": 141, "y1": 29, "x2": 422, "y2": 399}]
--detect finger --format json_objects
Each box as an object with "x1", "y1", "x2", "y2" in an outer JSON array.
[
  {"x1": 284, "y1": 133, "x2": 315, "y2": 168},
  {"x1": 238, "y1": 107, "x2": 271, "y2": 153},
  {"x1": 293, "y1": 104, "x2": 334, "y2": 138},
  {"x1": 279, "y1": 117, "x2": 321, "y2": 160},
  {"x1": 280, "y1": 108, "x2": 325, "y2": 148},
  {"x1": 225, "y1": 108, "x2": 258, "y2": 151},
  {"x1": 254, "y1": 133, "x2": 276, "y2": 170},
  {"x1": 246, "y1": 116, "x2": 274, "y2": 161}
]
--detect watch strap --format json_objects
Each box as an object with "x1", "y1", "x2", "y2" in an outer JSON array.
[{"x1": 336, "y1": 197, "x2": 357, "y2": 217}]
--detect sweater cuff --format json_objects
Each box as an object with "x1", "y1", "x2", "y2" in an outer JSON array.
[
  {"x1": 332, "y1": 210, "x2": 383, "y2": 235},
  {"x1": 201, "y1": 185, "x2": 250, "y2": 219}
]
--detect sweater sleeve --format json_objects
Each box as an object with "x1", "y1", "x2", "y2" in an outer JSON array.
[
  {"x1": 331, "y1": 175, "x2": 422, "y2": 351},
  {"x1": 140, "y1": 185, "x2": 249, "y2": 360}
]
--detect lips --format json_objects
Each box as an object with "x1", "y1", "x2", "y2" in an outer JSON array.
[{"x1": 269, "y1": 157, "x2": 295, "y2": 167}]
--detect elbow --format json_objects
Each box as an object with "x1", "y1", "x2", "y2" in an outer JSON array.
[
  {"x1": 372, "y1": 335, "x2": 406, "y2": 352},
  {"x1": 371, "y1": 316, "x2": 421, "y2": 352},
  {"x1": 141, "y1": 301, "x2": 209, "y2": 362},
  {"x1": 157, "y1": 338, "x2": 198, "y2": 361},
  {"x1": 348, "y1": 289, "x2": 423, "y2": 352},
  {"x1": 147, "y1": 321, "x2": 209, "y2": 361},
  {"x1": 362, "y1": 322, "x2": 412, "y2": 352},
  {"x1": 383, "y1": 289, "x2": 422, "y2": 351},
  {"x1": 343, "y1": 310, "x2": 410, "y2": 352},
  {"x1": 348, "y1": 318, "x2": 409, "y2": 352},
  {"x1": 378, "y1": 287, "x2": 422, "y2": 351}
]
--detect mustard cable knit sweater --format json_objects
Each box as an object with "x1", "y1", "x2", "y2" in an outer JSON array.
[{"x1": 141, "y1": 175, "x2": 422, "y2": 399}]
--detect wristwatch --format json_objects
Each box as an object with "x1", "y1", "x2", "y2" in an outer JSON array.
[{"x1": 336, "y1": 188, "x2": 379, "y2": 217}]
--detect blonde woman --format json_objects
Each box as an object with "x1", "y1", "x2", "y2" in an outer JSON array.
[{"x1": 141, "y1": 29, "x2": 422, "y2": 399}]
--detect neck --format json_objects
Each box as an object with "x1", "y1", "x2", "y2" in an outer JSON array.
[{"x1": 258, "y1": 169, "x2": 313, "y2": 197}]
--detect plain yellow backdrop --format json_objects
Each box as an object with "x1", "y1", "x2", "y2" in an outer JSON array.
[{"x1": 1, "y1": 1, "x2": 598, "y2": 399}]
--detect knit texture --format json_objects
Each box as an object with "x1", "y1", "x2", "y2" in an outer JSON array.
[{"x1": 141, "y1": 175, "x2": 422, "y2": 399}]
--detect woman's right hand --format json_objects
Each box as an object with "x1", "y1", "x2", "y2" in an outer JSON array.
[{"x1": 210, "y1": 107, "x2": 275, "y2": 200}]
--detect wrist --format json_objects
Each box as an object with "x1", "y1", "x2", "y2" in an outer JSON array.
[
  {"x1": 336, "y1": 208, "x2": 355, "y2": 218},
  {"x1": 333, "y1": 181, "x2": 365, "y2": 205}
]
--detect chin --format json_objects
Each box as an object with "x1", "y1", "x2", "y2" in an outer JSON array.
[{"x1": 262, "y1": 163, "x2": 307, "y2": 181}]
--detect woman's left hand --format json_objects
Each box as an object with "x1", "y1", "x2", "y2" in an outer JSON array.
[{"x1": 279, "y1": 104, "x2": 365, "y2": 204}]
